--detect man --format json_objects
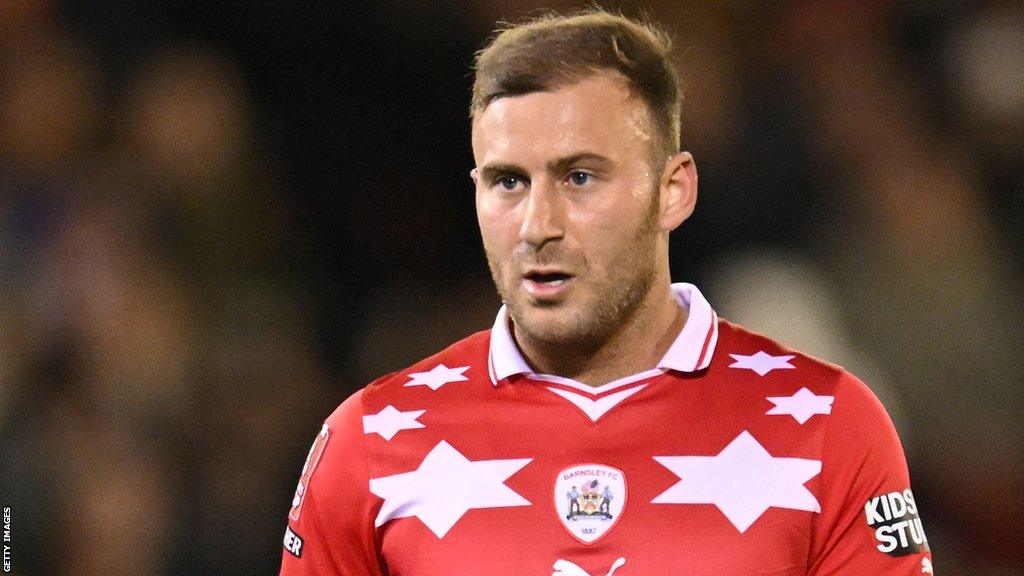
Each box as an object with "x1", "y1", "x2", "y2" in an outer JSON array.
[
  {"x1": 280, "y1": 9, "x2": 933, "y2": 575},
  {"x1": 567, "y1": 485, "x2": 580, "y2": 519}
]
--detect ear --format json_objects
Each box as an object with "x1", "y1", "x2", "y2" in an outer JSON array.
[
  {"x1": 657, "y1": 151, "x2": 698, "y2": 232},
  {"x1": 470, "y1": 167, "x2": 480, "y2": 186}
]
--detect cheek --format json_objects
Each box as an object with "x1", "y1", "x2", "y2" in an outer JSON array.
[
  {"x1": 476, "y1": 197, "x2": 498, "y2": 240},
  {"x1": 568, "y1": 201, "x2": 649, "y2": 270},
  {"x1": 478, "y1": 193, "x2": 525, "y2": 239},
  {"x1": 477, "y1": 209, "x2": 515, "y2": 262}
]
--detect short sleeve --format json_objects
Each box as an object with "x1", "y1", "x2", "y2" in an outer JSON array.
[
  {"x1": 807, "y1": 371, "x2": 934, "y2": 575},
  {"x1": 279, "y1": 389, "x2": 385, "y2": 576}
]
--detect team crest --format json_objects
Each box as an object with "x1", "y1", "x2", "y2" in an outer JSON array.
[{"x1": 554, "y1": 464, "x2": 627, "y2": 544}]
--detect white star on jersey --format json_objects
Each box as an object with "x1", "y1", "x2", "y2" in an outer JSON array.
[
  {"x1": 369, "y1": 440, "x2": 532, "y2": 538},
  {"x1": 652, "y1": 431, "x2": 822, "y2": 533},
  {"x1": 362, "y1": 405, "x2": 426, "y2": 440},
  {"x1": 404, "y1": 363, "x2": 470, "y2": 390},
  {"x1": 766, "y1": 387, "x2": 834, "y2": 424},
  {"x1": 729, "y1": 351, "x2": 796, "y2": 376}
]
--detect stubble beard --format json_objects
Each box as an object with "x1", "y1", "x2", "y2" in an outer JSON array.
[{"x1": 485, "y1": 191, "x2": 662, "y2": 357}]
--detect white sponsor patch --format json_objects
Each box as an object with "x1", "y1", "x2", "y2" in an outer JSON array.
[
  {"x1": 283, "y1": 525, "x2": 304, "y2": 558},
  {"x1": 289, "y1": 424, "x2": 330, "y2": 521},
  {"x1": 864, "y1": 488, "x2": 929, "y2": 556},
  {"x1": 554, "y1": 464, "x2": 627, "y2": 544}
]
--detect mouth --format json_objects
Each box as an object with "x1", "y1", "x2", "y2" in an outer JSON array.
[
  {"x1": 521, "y1": 269, "x2": 575, "y2": 299},
  {"x1": 525, "y1": 270, "x2": 572, "y2": 285}
]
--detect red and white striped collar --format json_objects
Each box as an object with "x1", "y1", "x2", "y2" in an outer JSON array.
[{"x1": 487, "y1": 282, "x2": 719, "y2": 387}]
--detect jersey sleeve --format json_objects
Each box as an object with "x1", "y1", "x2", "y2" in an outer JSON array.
[
  {"x1": 279, "y1": 388, "x2": 385, "y2": 576},
  {"x1": 807, "y1": 371, "x2": 934, "y2": 575}
]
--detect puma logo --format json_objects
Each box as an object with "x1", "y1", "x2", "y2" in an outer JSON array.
[{"x1": 552, "y1": 557, "x2": 626, "y2": 576}]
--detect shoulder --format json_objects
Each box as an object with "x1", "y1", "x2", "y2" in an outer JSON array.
[
  {"x1": 714, "y1": 317, "x2": 845, "y2": 387},
  {"x1": 714, "y1": 317, "x2": 892, "y2": 428},
  {"x1": 303, "y1": 328, "x2": 493, "y2": 497},
  {"x1": 326, "y1": 328, "x2": 493, "y2": 428}
]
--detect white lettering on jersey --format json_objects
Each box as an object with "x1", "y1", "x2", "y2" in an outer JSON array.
[
  {"x1": 865, "y1": 488, "x2": 928, "y2": 556},
  {"x1": 283, "y1": 525, "x2": 304, "y2": 558}
]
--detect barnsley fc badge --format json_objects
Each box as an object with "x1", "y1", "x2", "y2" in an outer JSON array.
[{"x1": 554, "y1": 464, "x2": 627, "y2": 544}]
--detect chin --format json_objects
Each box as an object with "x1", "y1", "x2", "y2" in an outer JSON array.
[{"x1": 513, "y1": 305, "x2": 600, "y2": 348}]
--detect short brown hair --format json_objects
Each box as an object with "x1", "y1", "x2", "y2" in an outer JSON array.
[{"x1": 471, "y1": 8, "x2": 681, "y2": 160}]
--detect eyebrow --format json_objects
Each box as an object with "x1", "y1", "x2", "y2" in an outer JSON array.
[
  {"x1": 478, "y1": 152, "x2": 616, "y2": 181},
  {"x1": 548, "y1": 152, "x2": 615, "y2": 174}
]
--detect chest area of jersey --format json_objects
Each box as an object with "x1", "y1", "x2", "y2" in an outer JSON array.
[
  {"x1": 363, "y1": 376, "x2": 829, "y2": 575},
  {"x1": 374, "y1": 450, "x2": 815, "y2": 576}
]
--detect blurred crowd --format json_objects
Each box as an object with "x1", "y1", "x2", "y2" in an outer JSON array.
[{"x1": 0, "y1": 1, "x2": 1021, "y2": 574}]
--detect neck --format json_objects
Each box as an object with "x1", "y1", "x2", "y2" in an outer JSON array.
[{"x1": 512, "y1": 280, "x2": 687, "y2": 387}]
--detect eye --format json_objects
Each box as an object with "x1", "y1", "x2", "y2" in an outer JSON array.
[
  {"x1": 568, "y1": 171, "x2": 592, "y2": 186},
  {"x1": 497, "y1": 175, "x2": 522, "y2": 191}
]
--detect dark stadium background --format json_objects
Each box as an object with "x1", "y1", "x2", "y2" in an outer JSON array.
[{"x1": 1, "y1": 1, "x2": 1021, "y2": 574}]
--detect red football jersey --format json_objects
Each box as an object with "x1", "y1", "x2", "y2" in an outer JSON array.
[{"x1": 279, "y1": 283, "x2": 933, "y2": 575}]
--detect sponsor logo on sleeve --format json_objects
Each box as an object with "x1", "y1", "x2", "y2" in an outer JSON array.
[
  {"x1": 289, "y1": 423, "x2": 330, "y2": 521},
  {"x1": 283, "y1": 525, "x2": 304, "y2": 558},
  {"x1": 864, "y1": 488, "x2": 929, "y2": 556}
]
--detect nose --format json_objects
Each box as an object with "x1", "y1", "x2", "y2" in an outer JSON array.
[{"x1": 519, "y1": 180, "x2": 565, "y2": 248}]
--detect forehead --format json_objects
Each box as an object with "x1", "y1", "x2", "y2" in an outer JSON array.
[{"x1": 471, "y1": 72, "x2": 654, "y2": 166}]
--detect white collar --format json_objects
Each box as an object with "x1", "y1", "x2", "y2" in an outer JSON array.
[{"x1": 486, "y1": 282, "x2": 719, "y2": 387}]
